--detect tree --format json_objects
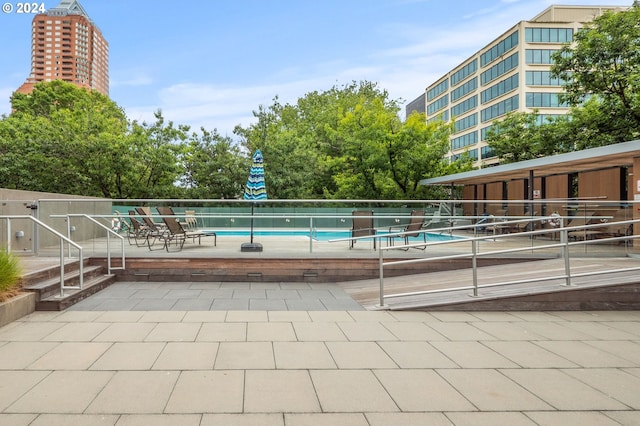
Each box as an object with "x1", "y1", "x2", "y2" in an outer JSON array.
[
  {"x1": 125, "y1": 111, "x2": 189, "y2": 198},
  {"x1": 1, "y1": 82, "x2": 187, "y2": 198},
  {"x1": 182, "y1": 128, "x2": 249, "y2": 199},
  {"x1": 2, "y1": 81, "x2": 129, "y2": 196},
  {"x1": 235, "y1": 81, "x2": 460, "y2": 199},
  {"x1": 551, "y1": 3, "x2": 640, "y2": 141}
]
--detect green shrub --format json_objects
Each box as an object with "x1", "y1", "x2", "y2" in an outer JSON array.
[{"x1": 0, "y1": 250, "x2": 21, "y2": 302}]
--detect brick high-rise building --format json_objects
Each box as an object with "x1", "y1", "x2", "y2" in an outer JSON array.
[{"x1": 16, "y1": 0, "x2": 109, "y2": 96}]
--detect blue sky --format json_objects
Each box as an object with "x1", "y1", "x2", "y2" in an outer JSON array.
[{"x1": 0, "y1": 0, "x2": 631, "y2": 135}]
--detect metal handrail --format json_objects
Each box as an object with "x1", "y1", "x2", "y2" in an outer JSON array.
[
  {"x1": 66, "y1": 214, "x2": 126, "y2": 274},
  {"x1": 374, "y1": 216, "x2": 640, "y2": 308},
  {"x1": 1, "y1": 215, "x2": 83, "y2": 297}
]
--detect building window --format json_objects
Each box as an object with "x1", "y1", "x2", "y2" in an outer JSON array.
[
  {"x1": 451, "y1": 59, "x2": 478, "y2": 86},
  {"x1": 481, "y1": 146, "x2": 496, "y2": 159},
  {"x1": 451, "y1": 95, "x2": 478, "y2": 117},
  {"x1": 451, "y1": 77, "x2": 478, "y2": 102},
  {"x1": 481, "y1": 31, "x2": 519, "y2": 67},
  {"x1": 525, "y1": 49, "x2": 560, "y2": 64},
  {"x1": 481, "y1": 94, "x2": 519, "y2": 122},
  {"x1": 427, "y1": 94, "x2": 449, "y2": 115},
  {"x1": 454, "y1": 113, "x2": 478, "y2": 133},
  {"x1": 427, "y1": 79, "x2": 449, "y2": 101},
  {"x1": 451, "y1": 131, "x2": 478, "y2": 150},
  {"x1": 481, "y1": 52, "x2": 519, "y2": 85},
  {"x1": 481, "y1": 73, "x2": 519, "y2": 104},
  {"x1": 480, "y1": 124, "x2": 495, "y2": 141},
  {"x1": 536, "y1": 114, "x2": 564, "y2": 125},
  {"x1": 525, "y1": 92, "x2": 568, "y2": 108},
  {"x1": 427, "y1": 110, "x2": 449, "y2": 123},
  {"x1": 452, "y1": 148, "x2": 478, "y2": 161},
  {"x1": 526, "y1": 71, "x2": 564, "y2": 86},
  {"x1": 525, "y1": 27, "x2": 573, "y2": 43}
]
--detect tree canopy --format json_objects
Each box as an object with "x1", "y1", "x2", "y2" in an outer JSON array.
[
  {"x1": 236, "y1": 81, "x2": 467, "y2": 199},
  {"x1": 1, "y1": 80, "x2": 466, "y2": 199}
]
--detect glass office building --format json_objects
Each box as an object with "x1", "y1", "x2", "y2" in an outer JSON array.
[{"x1": 410, "y1": 5, "x2": 627, "y2": 167}]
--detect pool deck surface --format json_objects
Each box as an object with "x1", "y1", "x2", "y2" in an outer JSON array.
[
  {"x1": 3, "y1": 235, "x2": 639, "y2": 424},
  {"x1": 0, "y1": 309, "x2": 639, "y2": 425}
]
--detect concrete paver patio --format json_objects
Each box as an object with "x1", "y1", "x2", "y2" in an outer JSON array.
[{"x1": 0, "y1": 309, "x2": 639, "y2": 425}]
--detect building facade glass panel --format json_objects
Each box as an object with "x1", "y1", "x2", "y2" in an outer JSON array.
[
  {"x1": 451, "y1": 131, "x2": 478, "y2": 150},
  {"x1": 525, "y1": 92, "x2": 568, "y2": 108},
  {"x1": 481, "y1": 94, "x2": 519, "y2": 122},
  {"x1": 481, "y1": 73, "x2": 519, "y2": 104},
  {"x1": 525, "y1": 27, "x2": 573, "y2": 43},
  {"x1": 480, "y1": 31, "x2": 519, "y2": 67},
  {"x1": 451, "y1": 77, "x2": 478, "y2": 102},
  {"x1": 454, "y1": 113, "x2": 478, "y2": 133},
  {"x1": 451, "y1": 59, "x2": 478, "y2": 86},
  {"x1": 525, "y1": 49, "x2": 560, "y2": 64},
  {"x1": 452, "y1": 149, "x2": 478, "y2": 161},
  {"x1": 427, "y1": 94, "x2": 449, "y2": 115},
  {"x1": 428, "y1": 110, "x2": 449, "y2": 123},
  {"x1": 481, "y1": 146, "x2": 496, "y2": 159},
  {"x1": 526, "y1": 71, "x2": 563, "y2": 86},
  {"x1": 427, "y1": 79, "x2": 448, "y2": 101},
  {"x1": 481, "y1": 52, "x2": 519, "y2": 85},
  {"x1": 451, "y1": 95, "x2": 478, "y2": 117}
]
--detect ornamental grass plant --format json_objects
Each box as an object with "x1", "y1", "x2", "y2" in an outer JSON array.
[{"x1": 0, "y1": 250, "x2": 22, "y2": 302}]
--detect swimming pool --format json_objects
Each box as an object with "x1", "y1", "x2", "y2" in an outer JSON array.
[{"x1": 209, "y1": 229, "x2": 461, "y2": 242}]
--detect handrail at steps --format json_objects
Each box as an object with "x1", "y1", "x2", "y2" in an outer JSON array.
[
  {"x1": 375, "y1": 216, "x2": 640, "y2": 308},
  {"x1": 2, "y1": 215, "x2": 83, "y2": 297},
  {"x1": 69, "y1": 214, "x2": 126, "y2": 274}
]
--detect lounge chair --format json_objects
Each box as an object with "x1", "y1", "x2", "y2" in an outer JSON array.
[
  {"x1": 603, "y1": 208, "x2": 633, "y2": 239},
  {"x1": 508, "y1": 211, "x2": 539, "y2": 233},
  {"x1": 387, "y1": 210, "x2": 427, "y2": 250},
  {"x1": 127, "y1": 210, "x2": 164, "y2": 247},
  {"x1": 135, "y1": 207, "x2": 166, "y2": 231},
  {"x1": 567, "y1": 211, "x2": 604, "y2": 240},
  {"x1": 485, "y1": 209, "x2": 510, "y2": 234},
  {"x1": 156, "y1": 206, "x2": 214, "y2": 252},
  {"x1": 183, "y1": 210, "x2": 199, "y2": 231},
  {"x1": 350, "y1": 210, "x2": 376, "y2": 250}
]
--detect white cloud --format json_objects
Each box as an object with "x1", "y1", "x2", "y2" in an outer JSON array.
[{"x1": 110, "y1": 71, "x2": 154, "y2": 88}]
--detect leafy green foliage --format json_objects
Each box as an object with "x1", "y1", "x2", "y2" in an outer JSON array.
[
  {"x1": 1, "y1": 80, "x2": 466, "y2": 199},
  {"x1": 235, "y1": 81, "x2": 460, "y2": 199},
  {"x1": 0, "y1": 250, "x2": 21, "y2": 302},
  {"x1": 551, "y1": 4, "x2": 640, "y2": 141}
]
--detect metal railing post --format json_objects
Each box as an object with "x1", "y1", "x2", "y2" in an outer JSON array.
[
  {"x1": 378, "y1": 246, "x2": 387, "y2": 308},
  {"x1": 309, "y1": 217, "x2": 313, "y2": 253},
  {"x1": 471, "y1": 238, "x2": 479, "y2": 297},
  {"x1": 59, "y1": 239, "x2": 65, "y2": 297},
  {"x1": 6, "y1": 218, "x2": 11, "y2": 252},
  {"x1": 560, "y1": 218, "x2": 572, "y2": 286}
]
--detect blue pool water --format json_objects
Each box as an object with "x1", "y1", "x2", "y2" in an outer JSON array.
[{"x1": 209, "y1": 229, "x2": 460, "y2": 242}]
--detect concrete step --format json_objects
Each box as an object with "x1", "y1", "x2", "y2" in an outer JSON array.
[
  {"x1": 20, "y1": 259, "x2": 117, "y2": 311},
  {"x1": 36, "y1": 274, "x2": 116, "y2": 311},
  {"x1": 23, "y1": 264, "x2": 105, "y2": 301}
]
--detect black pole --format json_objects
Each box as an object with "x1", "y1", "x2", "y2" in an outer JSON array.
[
  {"x1": 250, "y1": 203, "x2": 255, "y2": 244},
  {"x1": 241, "y1": 202, "x2": 263, "y2": 252}
]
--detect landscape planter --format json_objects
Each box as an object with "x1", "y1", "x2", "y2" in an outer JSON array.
[{"x1": 0, "y1": 293, "x2": 36, "y2": 328}]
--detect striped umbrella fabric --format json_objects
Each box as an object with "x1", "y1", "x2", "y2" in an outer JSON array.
[{"x1": 243, "y1": 150, "x2": 268, "y2": 200}]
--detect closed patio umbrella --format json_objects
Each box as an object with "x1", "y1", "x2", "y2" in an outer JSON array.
[{"x1": 241, "y1": 149, "x2": 267, "y2": 252}]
